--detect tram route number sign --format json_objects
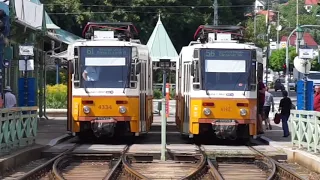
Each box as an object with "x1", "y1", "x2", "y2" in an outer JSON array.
[
  {"x1": 98, "y1": 105, "x2": 112, "y2": 110},
  {"x1": 221, "y1": 106, "x2": 232, "y2": 112}
]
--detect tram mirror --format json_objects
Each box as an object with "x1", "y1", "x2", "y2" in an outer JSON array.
[
  {"x1": 191, "y1": 62, "x2": 195, "y2": 76},
  {"x1": 136, "y1": 63, "x2": 141, "y2": 74}
]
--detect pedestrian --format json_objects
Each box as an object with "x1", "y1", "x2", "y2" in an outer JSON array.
[
  {"x1": 263, "y1": 87, "x2": 274, "y2": 130},
  {"x1": 3, "y1": 86, "x2": 17, "y2": 108},
  {"x1": 279, "y1": 90, "x2": 291, "y2": 137},
  {"x1": 257, "y1": 79, "x2": 266, "y2": 134},
  {"x1": 314, "y1": 86, "x2": 320, "y2": 111}
]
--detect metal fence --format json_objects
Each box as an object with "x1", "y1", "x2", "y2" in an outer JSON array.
[
  {"x1": 0, "y1": 106, "x2": 38, "y2": 155},
  {"x1": 290, "y1": 110, "x2": 320, "y2": 153}
]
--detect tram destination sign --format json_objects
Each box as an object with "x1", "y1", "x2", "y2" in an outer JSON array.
[
  {"x1": 202, "y1": 49, "x2": 251, "y2": 60},
  {"x1": 81, "y1": 47, "x2": 131, "y2": 58}
]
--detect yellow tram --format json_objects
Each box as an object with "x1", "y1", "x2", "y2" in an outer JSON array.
[
  {"x1": 66, "y1": 22, "x2": 153, "y2": 138},
  {"x1": 175, "y1": 25, "x2": 263, "y2": 141}
]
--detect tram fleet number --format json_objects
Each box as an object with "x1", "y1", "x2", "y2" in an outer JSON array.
[{"x1": 98, "y1": 105, "x2": 112, "y2": 109}]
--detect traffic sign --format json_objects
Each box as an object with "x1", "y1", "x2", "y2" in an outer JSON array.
[
  {"x1": 280, "y1": 41, "x2": 286, "y2": 49},
  {"x1": 19, "y1": 45, "x2": 34, "y2": 56}
]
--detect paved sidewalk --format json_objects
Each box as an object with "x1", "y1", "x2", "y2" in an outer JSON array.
[{"x1": 36, "y1": 117, "x2": 68, "y2": 145}]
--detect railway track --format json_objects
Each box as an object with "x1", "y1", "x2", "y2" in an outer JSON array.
[{"x1": 2, "y1": 143, "x2": 318, "y2": 180}]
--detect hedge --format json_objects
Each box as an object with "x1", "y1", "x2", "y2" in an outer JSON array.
[
  {"x1": 45, "y1": 84, "x2": 175, "y2": 109},
  {"x1": 46, "y1": 84, "x2": 67, "y2": 109}
]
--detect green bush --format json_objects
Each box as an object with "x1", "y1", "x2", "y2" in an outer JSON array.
[
  {"x1": 170, "y1": 89, "x2": 175, "y2": 100},
  {"x1": 46, "y1": 84, "x2": 67, "y2": 109},
  {"x1": 153, "y1": 89, "x2": 162, "y2": 99},
  {"x1": 269, "y1": 81, "x2": 275, "y2": 89}
]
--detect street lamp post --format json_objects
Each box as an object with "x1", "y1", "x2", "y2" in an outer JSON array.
[
  {"x1": 159, "y1": 58, "x2": 171, "y2": 161},
  {"x1": 285, "y1": 25, "x2": 319, "y2": 97}
]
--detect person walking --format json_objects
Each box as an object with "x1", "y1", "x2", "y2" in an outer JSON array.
[
  {"x1": 257, "y1": 79, "x2": 266, "y2": 134},
  {"x1": 3, "y1": 86, "x2": 17, "y2": 108},
  {"x1": 314, "y1": 86, "x2": 320, "y2": 111},
  {"x1": 279, "y1": 90, "x2": 291, "y2": 137},
  {"x1": 263, "y1": 87, "x2": 274, "y2": 130}
]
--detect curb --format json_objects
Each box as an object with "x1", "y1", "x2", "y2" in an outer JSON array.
[
  {"x1": 0, "y1": 134, "x2": 73, "y2": 176},
  {"x1": 260, "y1": 135, "x2": 320, "y2": 174},
  {"x1": 47, "y1": 134, "x2": 73, "y2": 147}
]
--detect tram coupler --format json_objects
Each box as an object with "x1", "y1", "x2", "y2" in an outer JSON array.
[
  {"x1": 91, "y1": 118, "x2": 117, "y2": 138},
  {"x1": 211, "y1": 120, "x2": 238, "y2": 140}
]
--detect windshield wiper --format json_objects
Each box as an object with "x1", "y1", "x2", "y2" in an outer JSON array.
[{"x1": 243, "y1": 83, "x2": 247, "y2": 96}]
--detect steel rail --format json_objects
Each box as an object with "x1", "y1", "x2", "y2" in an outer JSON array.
[
  {"x1": 52, "y1": 150, "x2": 126, "y2": 180},
  {"x1": 121, "y1": 153, "x2": 149, "y2": 180},
  {"x1": 103, "y1": 145, "x2": 130, "y2": 180},
  {"x1": 248, "y1": 146, "x2": 305, "y2": 180},
  {"x1": 181, "y1": 146, "x2": 215, "y2": 180},
  {"x1": 17, "y1": 144, "x2": 79, "y2": 180}
]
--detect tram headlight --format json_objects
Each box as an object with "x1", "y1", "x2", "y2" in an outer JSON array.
[
  {"x1": 203, "y1": 108, "x2": 211, "y2": 116},
  {"x1": 119, "y1": 106, "x2": 127, "y2": 114},
  {"x1": 83, "y1": 106, "x2": 90, "y2": 114},
  {"x1": 240, "y1": 109, "x2": 247, "y2": 116}
]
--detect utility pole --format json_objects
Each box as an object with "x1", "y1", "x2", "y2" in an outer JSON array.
[
  {"x1": 296, "y1": 0, "x2": 300, "y2": 54},
  {"x1": 213, "y1": 0, "x2": 218, "y2": 25},
  {"x1": 265, "y1": 0, "x2": 270, "y2": 86}
]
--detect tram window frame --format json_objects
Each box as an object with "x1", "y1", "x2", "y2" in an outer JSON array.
[
  {"x1": 192, "y1": 49, "x2": 201, "y2": 90},
  {"x1": 73, "y1": 47, "x2": 80, "y2": 88},
  {"x1": 250, "y1": 50, "x2": 257, "y2": 91}
]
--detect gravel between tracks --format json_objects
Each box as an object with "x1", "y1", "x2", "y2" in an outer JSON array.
[
  {"x1": 2, "y1": 158, "x2": 50, "y2": 180},
  {"x1": 129, "y1": 160, "x2": 199, "y2": 179},
  {"x1": 217, "y1": 162, "x2": 268, "y2": 180}
]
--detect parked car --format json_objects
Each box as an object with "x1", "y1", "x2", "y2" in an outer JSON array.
[{"x1": 274, "y1": 79, "x2": 285, "y2": 92}]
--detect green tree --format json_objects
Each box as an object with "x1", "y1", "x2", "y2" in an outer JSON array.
[
  {"x1": 269, "y1": 47, "x2": 297, "y2": 72},
  {"x1": 43, "y1": 0, "x2": 255, "y2": 51},
  {"x1": 311, "y1": 56, "x2": 320, "y2": 71},
  {"x1": 245, "y1": 15, "x2": 277, "y2": 47}
]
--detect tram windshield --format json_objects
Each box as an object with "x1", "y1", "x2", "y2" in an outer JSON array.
[
  {"x1": 79, "y1": 46, "x2": 132, "y2": 88},
  {"x1": 200, "y1": 49, "x2": 252, "y2": 91}
]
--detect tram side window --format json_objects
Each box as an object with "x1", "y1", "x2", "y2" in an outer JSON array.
[
  {"x1": 250, "y1": 62, "x2": 256, "y2": 91},
  {"x1": 257, "y1": 63, "x2": 263, "y2": 83}
]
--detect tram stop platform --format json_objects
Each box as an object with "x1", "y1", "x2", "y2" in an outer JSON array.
[
  {"x1": 259, "y1": 117, "x2": 320, "y2": 174},
  {"x1": 0, "y1": 117, "x2": 70, "y2": 176}
]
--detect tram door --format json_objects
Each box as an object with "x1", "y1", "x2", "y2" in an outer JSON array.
[
  {"x1": 183, "y1": 62, "x2": 191, "y2": 134},
  {"x1": 139, "y1": 62, "x2": 147, "y2": 132}
]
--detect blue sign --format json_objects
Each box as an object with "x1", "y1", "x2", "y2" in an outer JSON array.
[
  {"x1": 297, "y1": 80, "x2": 314, "y2": 110},
  {"x1": 202, "y1": 49, "x2": 251, "y2": 60},
  {"x1": 80, "y1": 47, "x2": 131, "y2": 57},
  {"x1": 18, "y1": 78, "x2": 36, "y2": 106}
]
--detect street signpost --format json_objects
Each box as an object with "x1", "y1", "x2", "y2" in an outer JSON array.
[{"x1": 18, "y1": 45, "x2": 36, "y2": 106}]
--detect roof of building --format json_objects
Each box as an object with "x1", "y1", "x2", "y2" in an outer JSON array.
[
  {"x1": 281, "y1": 32, "x2": 318, "y2": 47},
  {"x1": 147, "y1": 15, "x2": 178, "y2": 62},
  {"x1": 305, "y1": 0, "x2": 319, "y2": 5},
  {"x1": 26, "y1": 0, "x2": 82, "y2": 44}
]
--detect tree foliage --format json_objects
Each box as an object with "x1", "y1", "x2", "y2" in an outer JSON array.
[
  {"x1": 42, "y1": 0, "x2": 255, "y2": 51},
  {"x1": 269, "y1": 47, "x2": 297, "y2": 72}
]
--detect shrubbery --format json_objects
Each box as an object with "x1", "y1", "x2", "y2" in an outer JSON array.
[
  {"x1": 46, "y1": 84, "x2": 67, "y2": 109},
  {"x1": 153, "y1": 88, "x2": 175, "y2": 99},
  {"x1": 45, "y1": 85, "x2": 175, "y2": 109}
]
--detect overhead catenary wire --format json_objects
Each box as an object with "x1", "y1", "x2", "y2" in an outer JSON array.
[{"x1": 43, "y1": 4, "x2": 255, "y2": 8}]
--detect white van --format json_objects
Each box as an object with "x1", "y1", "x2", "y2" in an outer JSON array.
[{"x1": 307, "y1": 71, "x2": 320, "y2": 88}]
